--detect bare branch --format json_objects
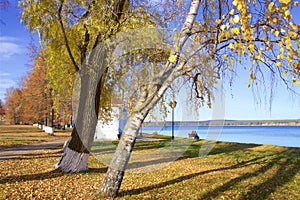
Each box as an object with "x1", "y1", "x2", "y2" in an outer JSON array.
[{"x1": 57, "y1": 0, "x2": 79, "y2": 72}]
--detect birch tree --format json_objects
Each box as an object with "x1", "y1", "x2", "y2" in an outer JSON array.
[{"x1": 100, "y1": 0, "x2": 300, "y2": 197}]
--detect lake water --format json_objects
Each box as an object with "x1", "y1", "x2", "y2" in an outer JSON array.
[{"x1": 141, "y1": 125, "x2": 300, "y2": 148}]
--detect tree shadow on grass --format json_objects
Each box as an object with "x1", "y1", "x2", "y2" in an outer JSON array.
[
  {"x1": 241, "y1": 157, "x2": 300, "y2": 199},
  {"x1": 92, "y1": 140, "x2": 171, "y2": 154},
  {"x1": 86, "y1": 167, "x2": 108, "y2": 173},
  {"x1": 133, "y1": 140, "x2": 172, "y2": 151},
  {"x1": 201, "y1": 151, "x2": 300, "y2": 199},
  {"x1": 102, "y1": 142, "x2": 260, "y2": 173},
  {"x1": 119, "y1": 157, "x2": 262, "y2": 197},
  {"x1": 0, "y1": 167, "x2": 108, "y2": 184},
  {"x1": 2, "y1": 150, "x2": 62, "y2": 161},
  {"x1": 183, "y1": 141, "x2": 260, "y2": 158},
  {"x1": 0, "y1": 169, "x2": 65, "y2": 184},
  {"x1": 120, "y1": 150, "x2": 299, "y2": 199}
]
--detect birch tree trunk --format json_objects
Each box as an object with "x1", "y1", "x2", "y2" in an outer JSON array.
[{"x1": 100, "y1": 0, "x2": 201, "y2": 197}]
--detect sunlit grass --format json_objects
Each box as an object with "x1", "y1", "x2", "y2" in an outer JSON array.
[
  {"x1": 0, "y1": 138, "x2": 46, "y2": 149},
  {"x1": 1, "y1": 137, "x2": 299, "y2": 199},
  {"x1": 0, "y1": 125, "x2": 71, "y2": 137}
]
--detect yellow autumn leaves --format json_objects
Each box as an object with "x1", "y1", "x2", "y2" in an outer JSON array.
[
  {"x1": 169, "y1": 54, "x2": 177, "y2": 63},
  {"x1": 231, "y1": 27, "x2": 240, "y2": 35},
  {"x1": 218, "y1": 0, "x2": 300, "y2": 87}
]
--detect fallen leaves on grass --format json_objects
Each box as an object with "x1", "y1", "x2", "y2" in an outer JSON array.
[
  {"x1": 0, "y1": 142, "x2": 299, "y2": 199},
  {"x1": 0, "y1": 138, "x2": 46, "y2": 149}
]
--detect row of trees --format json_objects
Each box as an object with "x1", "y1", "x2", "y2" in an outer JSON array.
[
  {"x1": 5, "y1": 0, "x2": 300, "y2": 198},
  {"x1": 4, "y1": 51, "x2": 72, "y2": 126}
]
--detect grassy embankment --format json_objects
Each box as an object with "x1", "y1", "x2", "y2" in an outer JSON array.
[{"x1": 0, "y1": 125, "x2": 299, "y2": 199}]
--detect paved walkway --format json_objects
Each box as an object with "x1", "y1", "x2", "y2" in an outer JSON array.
[
  {"x1": 0, "y1": 138, "x2": 67, "y2": 161},
  {"x1": 0, "y1": 136, "x2": 166, "y2": 162}
]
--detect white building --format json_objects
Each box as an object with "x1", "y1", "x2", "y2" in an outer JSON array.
[{"x1": 94, "y1": 101, "x2": 128, "y2": 140}]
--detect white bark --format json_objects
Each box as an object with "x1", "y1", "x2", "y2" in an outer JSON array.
[
  {"x1": 100, "y1": 0, "x2": 201, "y2": 197},
  {"x1": 56, "y1": 43, "x2": 107, "y2": 173},
  {"x1": 55, "y1": 146, "x2": 89, "y2": 173},
  {"x1": 100, "y1": 113, "x2": 143, "y2": 197}
]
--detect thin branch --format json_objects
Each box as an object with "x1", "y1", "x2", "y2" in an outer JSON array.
[
  {"x1": 57, "y1": 0, "x2": 79, "y2": 72},
  {"x1": 80, "y1": 26, "x2": 90, "y2": 64}
]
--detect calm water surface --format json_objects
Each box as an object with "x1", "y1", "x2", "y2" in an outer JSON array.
[{"x1": 141, "y1": 125, "x2": 300, "y2": 148}]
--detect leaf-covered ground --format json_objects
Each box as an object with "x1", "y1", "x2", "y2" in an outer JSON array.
[
  {"x1": 0, "y1": 138, "x2": 46, "y2": 149},
  {"x1": 0, "y1": 125, "x2": 71, "y2": 137},
  {"x1": 0, "y1": 125, "x2": 71, "y2": 149},
  {"x1": 0, "y1": 139, "x2": 299, "y2": 199}
]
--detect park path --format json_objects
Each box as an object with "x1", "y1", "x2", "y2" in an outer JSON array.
[
  {"x1": 0, "y1": 136, "x2": 165, "y2": 161},
  {"x1": 0, "y1": 137, "x2": 68, "y2": 161}
]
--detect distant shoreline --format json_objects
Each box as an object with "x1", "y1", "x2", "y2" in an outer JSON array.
[{"x1": 143, "y1": 119, "x2": 300, "y2": 127}]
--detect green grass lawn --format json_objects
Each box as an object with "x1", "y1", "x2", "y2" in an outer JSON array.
[{"x1": 0, "y1": 134, "x2": 299, "y2": 199}]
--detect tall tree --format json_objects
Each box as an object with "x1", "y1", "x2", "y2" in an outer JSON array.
[
  {"x1": 100, "y1": 0, "x2": 300, "y2": 197},
  {"x1": 21, "y1": 52, "x2": 50, "y2": 125},
  {"x1": 19, "y1": 0, "x2": 161, "y2": 172},
  {"x1": 0, "y1": 99, "x2": 5, "y2": 121},
  {"x1": 4, "y1": 88, "x2": 23, "y2": 125}
]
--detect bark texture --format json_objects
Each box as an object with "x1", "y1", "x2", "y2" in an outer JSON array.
[
  {"x1": 100, "y1": 0, "x2": 201, "y2": 197},
  {"x1": 56, "y1": 44, "x2": 107, "y2": 173},
  {"x1": 55, "y1": 146, "x2": 89, "y2": 172},
  {"x1": 56, "y1": 0, "x2": 129, "y2": 173},
  {"x1": 100, "y1": 113, "x2": 143, "y2": 197}
]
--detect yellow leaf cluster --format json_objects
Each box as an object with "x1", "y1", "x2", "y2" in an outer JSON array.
[
  {"x1": 248, "y1": 43, "x2": 255, "y2": 52},
  {"x1": 277, "y1": 54, "x2": 284, "y2": 59},
  {"x1": 228, "y1": 43, "x2": 235, "y2": 49},
  {"x1": 233, "y1": 15, "x2": 240, "y2": 23},
  {"x1": 231, "y1": 27, "x2": 240, "y2": 35},
  {"x1": 268, "y1": 2, "x2": 275, "y2": 12},
  {"x1": 169, "y1": 54, "x2": 177, "y2": 63},
  {"x1": 279, "y1": 0, "x2": 291, "y2": 4},
  {"x1": 289, "y1": 22, "x2": 298, "y2": 30},
  {"x1": 275, "y1": 62, "x2": 282, "y2": 67}
]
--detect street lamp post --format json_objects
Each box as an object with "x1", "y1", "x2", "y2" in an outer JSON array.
[
  {"x1": 168, "y1": 100, "x2": 177, "y2": 140},
  {"x1": 43, "y1": 92, "x2": 47, "y2": 126},
  {"x1": 49, "y1": 88, "x2": 53, "y2": 128}
]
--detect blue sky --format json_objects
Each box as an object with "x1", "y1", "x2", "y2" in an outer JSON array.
[
  {"x1": 0, "y1": 0, "x2": 35, "y2": 101},
  {"x1": 0, "y1": 1, "x2": 299, "y2": 120}
]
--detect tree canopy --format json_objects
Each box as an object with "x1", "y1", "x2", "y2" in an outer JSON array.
[{"x1": 11, "y1": 0, "x2": 300, "y2": 197}]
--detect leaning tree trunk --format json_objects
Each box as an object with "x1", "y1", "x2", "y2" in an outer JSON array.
[
  {"x1": 56, "y1": 45, "x2": 107, "y2": 173},
  {"x1": 100, "y1": 112, "x2": 145, "y2": 197},
  {"x1": 100, "y1": 0, "x2": 201, "y2": 197},
  {"x1": 55, "y1": 0, "x2": 129, "y2": 173}
]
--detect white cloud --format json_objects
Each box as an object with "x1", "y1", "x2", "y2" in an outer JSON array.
[
  {"x1": 0, "y1": 36, "x2": 25, "y2": 59},
  {"x1": 0, "y1": 78, "x2": 16, "y2": 89},
  {"x1": 0, "y1": 72, "x2": 10, "y2": 76},
  {"x1": 0, "y1": 72, "x2": 16, "y2": 94},
  {"x1": 0, "y1": 36, "x2": 18, "y2": 42},
  {"x1": 0, "y1": 74, "x2": 16, "y2": 101}
]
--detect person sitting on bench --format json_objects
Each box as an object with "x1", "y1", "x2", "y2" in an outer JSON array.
[{"x1": 194, "y1": 131, "x2": 199, "y2": 140}]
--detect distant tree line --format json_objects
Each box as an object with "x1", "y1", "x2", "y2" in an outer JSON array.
[{"x1": 3, "y1": 51, "x2": 72, "y2": 126}]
